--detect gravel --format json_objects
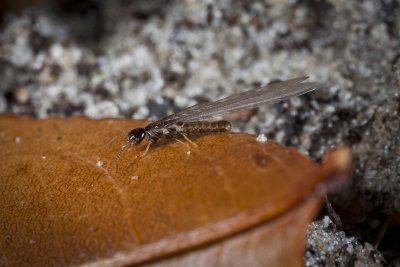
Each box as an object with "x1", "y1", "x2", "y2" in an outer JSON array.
[{"x1": 1, "y1": 0, "x2": 399, "y2": 265}]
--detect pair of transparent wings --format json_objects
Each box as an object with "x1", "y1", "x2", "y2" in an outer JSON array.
[{"x1": 159, "y1": 76, "x2": 317, "y2": 126}]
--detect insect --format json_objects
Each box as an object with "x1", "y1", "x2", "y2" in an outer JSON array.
[{"x1": 117, "y1": 76, "x2": 317, "y2": 158}]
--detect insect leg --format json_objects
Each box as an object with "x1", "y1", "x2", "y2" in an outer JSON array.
[
  {"x1": 179, "y1": 132, "x2": 198, "y2": 148},
  {"x1": 140, "y1": 140, "x2": 153, "y2": 157},
  {"x1": 174, "y1": 137, "x2": 191, "y2": 149}
]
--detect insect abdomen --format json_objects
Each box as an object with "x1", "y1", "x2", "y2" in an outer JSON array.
[{"x1": 179, "y1": 120, "x2": 232, "y2": 134}]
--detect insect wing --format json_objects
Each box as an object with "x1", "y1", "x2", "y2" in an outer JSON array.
[{"x1": 159, "y1": 76, "x2": 317, "y2": 125}]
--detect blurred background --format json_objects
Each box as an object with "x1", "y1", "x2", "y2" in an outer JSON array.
[{"x1": 0, "y1": 0, "x2": 399, "y2": 266}]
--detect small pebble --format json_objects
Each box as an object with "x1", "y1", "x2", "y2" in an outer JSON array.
[
  {"x1": 96, "y1": 161, "x2": 104, "y2": 167},
  {"x1": 15, "y1": 136, "x2": 22, "y2": 144},
  {"x1": 256, "y1": 134, "x2": 268, "y2": 143},
  {"x1": 14, "y1": 87, "x2": 30, "y2": 104}
]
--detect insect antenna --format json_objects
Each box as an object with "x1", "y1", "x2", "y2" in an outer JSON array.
[
  {"x1": 106, "y1": 131, "x2": 126, "y2": 146},
  {"x1": 111, "y1": 141, "x2": 131, "y2": 165}
]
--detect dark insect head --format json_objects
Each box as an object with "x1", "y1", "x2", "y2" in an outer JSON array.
[{"x1": 128, "y1": 128, "x2": 146, "y2": 145}]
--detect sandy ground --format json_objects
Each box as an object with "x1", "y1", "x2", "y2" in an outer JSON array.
[{"x1": 1, "y1": 0, "x2": 399, "y2": 266}]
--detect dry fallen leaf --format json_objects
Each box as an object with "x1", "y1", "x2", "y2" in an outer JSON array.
[{"x1": 0, "y1": 116, "x2": 350, "y2": 266}]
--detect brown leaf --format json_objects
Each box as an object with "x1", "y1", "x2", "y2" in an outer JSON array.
[{"x1": 0, "y1": 116, "x2": 350, "y2": 266}]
